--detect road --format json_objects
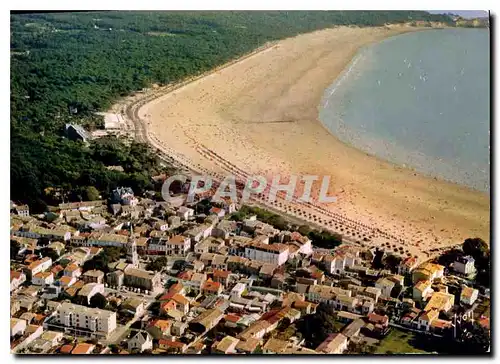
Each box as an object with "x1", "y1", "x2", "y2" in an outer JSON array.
[{"x1": 101, "y1": 287, "x2": 157, "y2": 345}]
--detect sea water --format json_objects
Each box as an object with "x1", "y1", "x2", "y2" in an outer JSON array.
[{"x1": 319, "y1": 28, "x2": 490, "y2": 192}]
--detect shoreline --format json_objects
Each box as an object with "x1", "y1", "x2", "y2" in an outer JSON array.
[
  {"x1": 316, "y1": 28, "x2": 490, "y2": 195},
  {"x1": 115, "y1": 25, "x2": 489, "y2": 260}
]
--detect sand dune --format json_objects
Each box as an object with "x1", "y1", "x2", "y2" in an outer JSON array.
[{"x1": 133, "y1": 26, "x2": 489, "y2": 257}]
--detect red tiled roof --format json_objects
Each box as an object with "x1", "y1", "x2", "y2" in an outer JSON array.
[
  {"x1": 60, "y1": 344, "x2": 74, "y2": 354},
  {"x1": 202, "y1": 280, "x2": 222, "y2": 292},
  {"x1": 224, "y1": 314, "x2": 241, "y2": 323},
  {"x1": 71, "y1": 343, "x2": 94, "y2": 354},
  {"x1": 11, "y1": 271, "x2": 22, "y2": 281},
  {"x1": 213, "y1": 270, "x2": 231, "y2": 279}
]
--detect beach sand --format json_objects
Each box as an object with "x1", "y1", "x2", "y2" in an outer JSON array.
[{"x1": 134, "y1": 25, "x2": 489, "y2": 257}]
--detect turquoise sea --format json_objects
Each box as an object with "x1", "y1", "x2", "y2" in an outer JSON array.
[{"x1": 319, "y1": 28, "x2": 490, "y2": 193}]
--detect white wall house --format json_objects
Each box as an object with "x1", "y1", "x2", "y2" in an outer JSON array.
[
  {"x1": 452, "y1": 256, "x2": 476, "y2": 275},
  {"x1": 244, "y1": 243, "x2": 289, "y2": 266}
]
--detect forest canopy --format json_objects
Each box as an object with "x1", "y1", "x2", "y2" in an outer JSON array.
[{"x1": 10, "y1": 11, "x2": 454, "y2": 212}]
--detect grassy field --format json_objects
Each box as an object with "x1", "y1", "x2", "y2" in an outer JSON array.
[{"x1": 374, "y1": 328, "x2": 431, "y2": 355}]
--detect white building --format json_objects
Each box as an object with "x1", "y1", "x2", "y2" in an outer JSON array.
[
  {"x1": 11, "y1": 271, "x2": 26, "y2": 291},
  {"x1": 324, "y1": 255, "x2": 345, "y2": 274},
  {"x1": 26, "y1": 257, "x2": 53, "y2": 279},
  {"x1": 32, "y1": 272, "x2": 54, "y2": 286},
  {"x1": 231, "y1": 283, "x2": 247, "y2": 299},
  {"x1": 55, "y1": 302, "x2": 117, "y2": 338},
  {"x1": 15, "y1": 205, "x2": 30, "y2": 217},
  {"x1": 11, "y1": 318, "x2": 27, "y2": 337},
  {"x1": 77, "y1": 283, "x2": 105, "y2": 305},
  {"x1": 244, "y1": 243, "x2": 289, "y2": 266},
  {"x1": 165, "y1": 235, "x2": 191, "y2": 255},
  {"x1": 186, "y1": 224, "x2": 213, "y2": 244},
  {"x1": 460, "y1": 286, "x2": 479, "y2": 306},
  {"x1": 452, "y1": 256, "x2": 476, "y2": 276},
  {"x1": 128, "y1": 331, "x2": 153, "y2": 353},
  {"x1": 177, "y1": 206, "x2": 194, "y2": 221}
]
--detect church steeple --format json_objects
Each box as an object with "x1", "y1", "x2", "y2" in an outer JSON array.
[{"x1": 126, "y1": 224, "x2": 138, "y2": 267}]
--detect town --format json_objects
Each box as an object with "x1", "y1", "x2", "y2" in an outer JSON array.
[{"x1": 10, "y1": 183, "x2": 490, "y2": 354}]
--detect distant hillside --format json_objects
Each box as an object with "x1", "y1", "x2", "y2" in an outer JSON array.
[{"x1": 455, "y1": 17, "x2": 490, "y2": 28}]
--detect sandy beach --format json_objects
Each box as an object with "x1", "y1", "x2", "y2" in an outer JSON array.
[{"x1": 125, "y1": 25, "x2": 489, "y2": 259}]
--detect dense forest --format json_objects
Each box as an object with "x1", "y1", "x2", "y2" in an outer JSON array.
[{"x1": 10, "y1": 11, "x2": 454, "y2": 212}]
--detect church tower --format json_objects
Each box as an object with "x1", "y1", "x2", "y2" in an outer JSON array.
[{"x1": 126, "y1": 224, "x2": 138, "y2": 267}]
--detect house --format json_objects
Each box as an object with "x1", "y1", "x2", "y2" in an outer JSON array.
[
  {"x1": 244, "y1": 242, "x2": 289, "y2": 266},
  {"x1": 202, "y1": 280, "x2": 223, "y2": 296},
  {"x1": 11, "y1": 271, "x2": 26, "y2": 291},
  {"x1": 82, "y1": 270, "x2": 105, "y2": 284},
  {"x1": 188, "y1": 308, "x2": 224, "y2": 333},
  {"x1": 146, "y1": 319, "x2": 172, "y2": 339},
  {"x1": 177, "y1": 206, "x2": 194, "y2": 221},
  {"x1": 186, "y1": 272, "x2": 207, "y2": 294},
  {"x1": 63, "y1": 264, "x2": 82, "y2": 279},
  {"x1": 323, "y1": 255, "x2": 345, "y2": 274},
  {"x1": 165, "y1": 235, "x2": 191, "y2": 256},
  {"x1": 25, "y1": 257, "x2": 52, "y2": 280},
  {"x1": 57, "y1": 275, "x2": 77, "y2": 288},
  {"x1": 65, "y1": 123, "x2": 90, "y2": 143},
  {"x1": 11, "y1": 299, "x2": 20, "y2": 316},
  {"x1": 366, "y1": 312, "x2": 390, "y2": 336},
  {"x1": 213, "y1": 269, "x2": 232, "y2": 287},
  {"x1": 430, "y1": 319, "x2": 453, "y2": 334},
  {"x1": 412, "y1": 262, "x2": 445, "y2": 284},
  {"x1": 235, "y1": 337, "x2": 260, "y2": 354},
  {"x1": 15, "y1": 205, "x2": 30, "y2": 217},
  {"x1": 121, "y1": 297, "x2": 145, "y2": 317},
  {"x1": 158, "y1": 339, "x2": 187, "y2": 354},
  {"x1": 106, "y1": 270, "x2": 125, "y2": 288},
  {"x1": 112, "y1": 187, "x2": 138, "y2": 206},
  {"x1": 452, "y1": 256, "x2": 476, "y2": 276},
  {"x1": 375, "y1": 277, "x2": 396, "y2": 298},
  {"x1": 209, "y1": 207, "x2": 226, "y2": 218},
  {"x1": 127, "y1": 331, "x2": 153, "y2": 353},
  {"x1": 71, "y1": 343, "x2": 95, "y2": 354},
  {"x1": 342, "y1": 318, "x2": 365, "y2": 339},
  {"x1": 186, "y1": 225, "x2": 213, "y2": 244},
  {"x1": 213, "y1": 335, "x2": 239, "y2": 354},
  {"x1": 401, "y1": 308, "x2": 421, "y2": 328},
  {"x1": 398, "y1": 256, "x2": 419, "y2": 275},
  {"x1": 77, "y1": 283, "x2": 105, "y2": 305},
  {"x1": 424, "y1": 291, "x2": 455, "y2": 312},
  {"x1": 212, "y1": 254, "x2": 228, "y2": 270},
  {"x1": 413, "y1": 280, "x2": 433, "y2": 302},
  {"x1": 259, "y1": 263, "x2": 277, "y2": 279},
  {"x1": 315, "y1": 333, "x2": 348, "y2": 354},
  {"x1": 262, "y1": 338, "x2": 289, "y2": 354},
  {"x1": 171, "y1": 294, "x2": 190, "y2": 314},
  {"x1": 238, "y1": 320, "x2": 272, "y2": 341},
  {"x1": 32, "y1": 271, "x2": 54, "y2": 286},
  {"x1": 171, "y1": 321, "x2": 187, "y2": 336},
  {"x1": 11, "y1": 318, "x2": 27, "y2": 337},
  {"x1": 417, "y1": 309, "x2": 439, "y2": 331},
  {"x1": 460, "y1": 286, "x2": 479, "y2": 306}
]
